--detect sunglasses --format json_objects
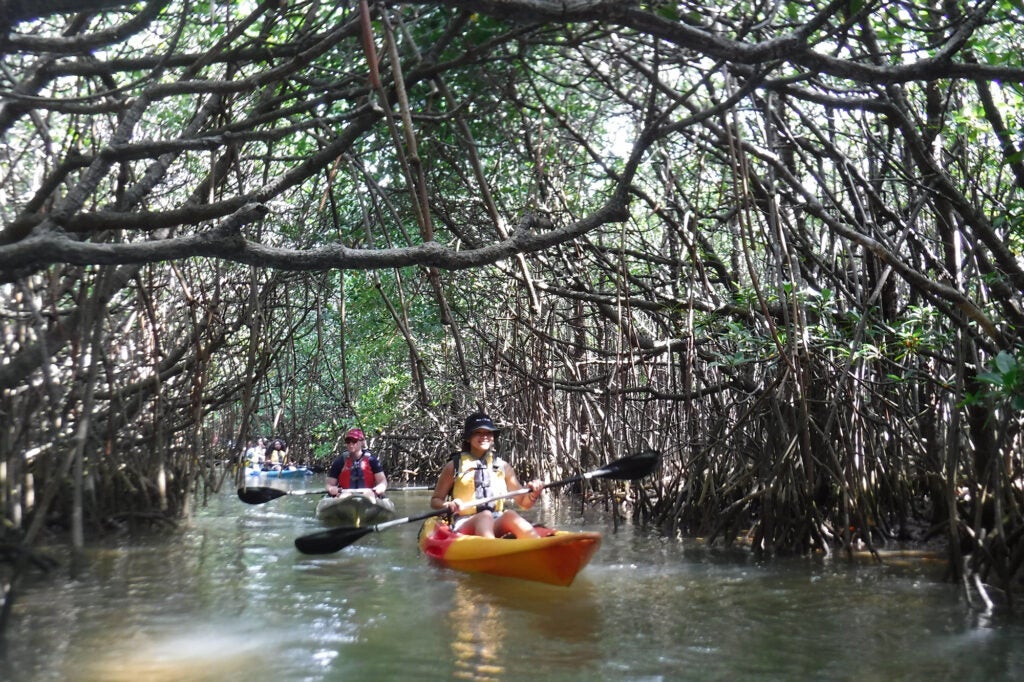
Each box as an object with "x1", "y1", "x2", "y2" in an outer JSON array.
[{"x1": 345, "y1": 438, "x2": 360, "y2": 444}]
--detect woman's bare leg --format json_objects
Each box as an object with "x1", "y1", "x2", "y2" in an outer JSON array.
[
  {"x1": 458, "y1": 511, "x2": 496, "y2": 538},
  {"x1": 494, "y1": 511, "x2": 540, "y2": 539}
]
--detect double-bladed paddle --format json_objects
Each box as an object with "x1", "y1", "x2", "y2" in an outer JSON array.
[
  {"x1": 293, "y1": 449, "x2": 661, "y2": 555},
  {"x1": 237, "y1": 485, "x2": 431, "y2": 504}
]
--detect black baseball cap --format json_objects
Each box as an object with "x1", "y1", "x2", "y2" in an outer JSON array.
[{"x1": 463, "y1": 412, "x2": 500, "y2": 439}]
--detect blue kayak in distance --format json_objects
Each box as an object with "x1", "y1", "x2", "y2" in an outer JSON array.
[{"x1": 247, "y1": 466, "x2": 314, "y2": 479}]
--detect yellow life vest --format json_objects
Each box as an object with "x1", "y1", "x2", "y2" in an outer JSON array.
[{"x1": 451, "y1": 452, "x2": 507, "y2": 515}]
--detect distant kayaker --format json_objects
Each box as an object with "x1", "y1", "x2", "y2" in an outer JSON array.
[
  {"x1": 326, "y1": 428, "x2": 388, "y2": 498},
  {"x1": 266, "y1": 438, "x2": 288, "y2": 470},
  {"x1": 429, "y1": 412, "x2": 543, "y2": 539},
  {"x1": 244, "y1": 437, "x2": 265, "y2": 468}
]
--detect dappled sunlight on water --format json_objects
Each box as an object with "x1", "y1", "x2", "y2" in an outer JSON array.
[{"x1": 74, "y1": 623, "x2": 277, "y2": 682}]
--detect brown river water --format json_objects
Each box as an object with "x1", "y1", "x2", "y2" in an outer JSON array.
[{"x1": 3, "y1": 478, "x2": 1022, "y2": 681}]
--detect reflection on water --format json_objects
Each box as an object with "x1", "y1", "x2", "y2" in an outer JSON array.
[
  {"x1": 454, "y1": 574, "x2": 609, "y2": 682},
  {"x1": 449, "y1": 580, "x2": 506, "y2": 681},
  {"x1": 3, "y1": 483, "x2": 1024, "y2": 681},
  {"x1": 444, "y1": 576, "x2": 605, "y2": 680}
]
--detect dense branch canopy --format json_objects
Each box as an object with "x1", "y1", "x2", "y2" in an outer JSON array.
[{"x1": 2, "y1": 0, "x2": 1022, "y2": 280}]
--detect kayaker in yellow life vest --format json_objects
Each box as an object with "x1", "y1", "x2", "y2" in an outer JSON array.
[
  {"x1": 429, "y1": 412, "x2": 543, "y2": 539},
  {"x1": 267, "y1": 438, "x2": 287, "y2": 470}
]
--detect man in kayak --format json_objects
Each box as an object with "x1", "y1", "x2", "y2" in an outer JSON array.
[
  {"x1": 244, "y1": 437, "x2": 265, "y2": 469},
  {"x1": 326, "y1": 428, "x2": 388, "y2": 498},
  {"x1": 429, "y1": 412, "x2": 544, "y2": 539}
]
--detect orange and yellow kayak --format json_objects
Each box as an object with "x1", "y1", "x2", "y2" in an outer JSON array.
[{"x1": 417, "y1": 517, "x2": 601, "y2": 586}]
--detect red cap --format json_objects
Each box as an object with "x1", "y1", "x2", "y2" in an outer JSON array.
[{"x1": 345, "y1": 428, "x2": 365, "y2": 441}]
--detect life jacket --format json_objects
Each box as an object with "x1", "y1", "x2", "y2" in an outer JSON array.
[
  {"x1": 339, "y1": 454, "x2": 375, "y2": 489},
  {"x1": 451, "y1": 451, "x2": 507, "y2": 515}
]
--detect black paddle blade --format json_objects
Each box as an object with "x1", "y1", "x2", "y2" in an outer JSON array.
[
  {"x1": 237, "y1": 486, "x2": 289, "y2": 504},
  {"x1": 593, "y1": 449, "x2": 661, "y2": 481},
  {"x1": 294, "y1": 526, "x2": 375, "y2": 555}
]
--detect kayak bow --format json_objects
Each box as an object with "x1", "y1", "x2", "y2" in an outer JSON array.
[
  {"x1": 417, "y1": 517, "x2": 601, "y2": 587},
  {"x1": 315, "y1": 490, "x2": 396, "y2": 527}
]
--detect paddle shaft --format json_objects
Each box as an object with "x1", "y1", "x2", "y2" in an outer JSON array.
[
  {"x1": 459, "y1": 462, "x2": 631, "y2": 510},
  {"x1": 285, "y1": 486, "x2": 428, "y2": 495},
  {"x1": 362, "y1": 468, "x2": 603, "y2": 534},
  {"x1": 238, "y1": 484, "x2": 434, "y2": 504}
]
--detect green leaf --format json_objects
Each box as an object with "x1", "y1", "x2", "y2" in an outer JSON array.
[
  {"x1": 995, "y1": 350, "x2": 1017, "y2": 374},
  {"x1": 975, "y1": 371, "x2": 1004, "y2": 387},
  {"x1": 654, "y1": 2, "x2": 679, "y2": 21}
]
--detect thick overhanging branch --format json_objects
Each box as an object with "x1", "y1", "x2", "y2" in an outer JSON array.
[
  {"x1": 422, "y1": 0, "x2": 1024, "y2": 85},
  {"x1": 2, "y1": 1, "x2": 169, "y2": 50},
  {"x1": 0, "y1": 198, "x2": 630, "y2": 277}
]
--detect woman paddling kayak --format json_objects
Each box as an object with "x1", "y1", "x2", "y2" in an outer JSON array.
[{"x1": 428, "y1": 412, "x2": 543, "y2": 539}]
